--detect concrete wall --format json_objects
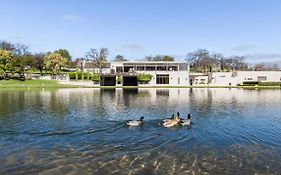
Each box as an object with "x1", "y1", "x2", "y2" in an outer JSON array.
[{"x1": 210, "y1": 71, "x2": 281, "y2": 86}]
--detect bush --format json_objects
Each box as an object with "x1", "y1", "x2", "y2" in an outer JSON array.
[
  {"x1": 258, "y1": 82, "x2": 281, "y2": 86},
  {"x1": 69, "y1": 72, "x2": 93, "y2": 80},
  {"x1": 92, "y1": 73, "x2": 100, "y2": 82},
  {"x1": 117, "y1": 76, "x2": 123, "y2": 84},
  {"x1": 137, "y1": 73, "x2": 152, "y2": 83},
  {"x1": 69, "y1": 72, "x2": 76, "y2": 79},
  {"x1": 242, "y1": 81, "x2": 259, "y2": 85}
]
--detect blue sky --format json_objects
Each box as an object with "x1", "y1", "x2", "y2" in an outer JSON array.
[{"x1": 1, "y1": 0, "x2": 281, "y2": 63}]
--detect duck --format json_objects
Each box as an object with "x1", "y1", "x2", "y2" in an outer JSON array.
[
  {"x1": 181, "y1": 113, "x2": 192, "y2": 126},
  {"x1": 162, "y1": 114, "x2": 175, "y2": 123},
  {"x1": 126, "y1": 116, "x2": 144, "y2": 126},
  {"x1": 162, "y1": 112, "x2": 181, "y2": 128}
]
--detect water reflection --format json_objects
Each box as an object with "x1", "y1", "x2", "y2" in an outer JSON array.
[{"x1": 0, "y1": 88, "x2": 281, "y2": 174}]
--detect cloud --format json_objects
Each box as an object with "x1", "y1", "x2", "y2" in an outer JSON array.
[
  {"x1": 244, "y1": 53, "x2": 281, "y2": 65},
  {"x1": 60, "y1": 14, "x2": 82, "y2": 22},
  {"x1": 233, "y1": 45, "x2": 257, "y2": 52},
  {"x1": 114, "y1": 44, "x2": 144, "y2": 52}
]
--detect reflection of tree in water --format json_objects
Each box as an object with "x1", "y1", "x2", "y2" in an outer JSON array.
[{"x1": 49, "y1": 91, "x2": 71, "y2": 116}]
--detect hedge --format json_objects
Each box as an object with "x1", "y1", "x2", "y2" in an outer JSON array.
[
  {"x1": 69, "y1": 72, "x2": 100, "y2": 81},
  {"x1": 137, "y1": 73, "x2": 152, "y2": 83}
]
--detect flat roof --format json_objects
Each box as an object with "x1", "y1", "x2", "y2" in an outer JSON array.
[{"x1": 112, "y1": 61, "x2": 188, "y2": 64}]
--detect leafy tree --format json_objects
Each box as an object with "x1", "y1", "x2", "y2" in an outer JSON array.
[
  {"x1": 54, "y1": 49, "x2": 72, "y2": 61},
  {"x1": 0, "y1": 50, "x2": 14, "y2": 78},
  {"x1": 162, "y1": 55, "x2": 175, "y2": 61},
  {"x1": 145, "y1": 55, "x2": 175, "y2": 61},
  {"x1": 114, "y1": 54, "x2": 127, "y2": 61},
  {"x1": 12, "y1": 54, "x2": 35, "y2": 77},
  {"x1": 85, "y1": 48, "x2": 108, "y2": 74},
  {"x1": 44, "y1": 53, "x2": 68, "y2": 75}
]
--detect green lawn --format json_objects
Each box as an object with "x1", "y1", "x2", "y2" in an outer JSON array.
[{"x1": 0, "y1": 79, "x2": 76, "y2": 88}]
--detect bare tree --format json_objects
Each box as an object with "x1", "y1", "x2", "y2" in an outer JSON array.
[
  {"x1": 0, "y1": 40, "x2": 15, "y2": 51},
  {"x1": 85, "y1": 48, "x2": 109, "y2": 74},
  {"x1": 13, "y1": 43, "x2": 29, "y2": 57}
]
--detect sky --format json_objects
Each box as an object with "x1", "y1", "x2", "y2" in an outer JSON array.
[{"x1": 1, "y1": 0, "x2": 281, "y2": 64}]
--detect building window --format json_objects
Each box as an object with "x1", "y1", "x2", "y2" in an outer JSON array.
[
  {"x1": 157, "y1": 66, "x2": 167, "y2": 71},
  {"x1": 156, "y1": 74, "x2": 169, "y2": 84},
  {"x1": 146, "y1": 66, "x2": 156, "y2": 71},
  {"x1": 124, "y1": 66, "x2": 134, "y2": 72},
  {"x1": 168, "y1": 66, "x2": 177, "y2": 71},
  {"x1": 257, "y1": 76, "x2": 267, "y2": 81},
  {"x1": 247, "y1": 77, "x2": 253, "y2": 80},
  {"x1": 116, "y1": 66, "x2": 123, "y2": 73},
  {"x1": 136, "y1": 66, "x2": 145, "y2": 71}
]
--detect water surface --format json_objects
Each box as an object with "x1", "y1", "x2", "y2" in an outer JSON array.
[{"x1": 0, "y1": 88, "x2": 281, "y2": 174}]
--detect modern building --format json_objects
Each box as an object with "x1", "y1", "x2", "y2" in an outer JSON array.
[{"x1": 111, "y1": 61, "x2": 190, "y2": 86}]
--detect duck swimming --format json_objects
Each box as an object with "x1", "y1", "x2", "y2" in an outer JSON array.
[
  {"x1": 181, "y1": 113, "x2": 192, "y2": 126},
  {"x1": 126, "y1": 116, "x2": 144, "y2": 126},
  {"x1": 162, "y1": 112, "x2": 181, "y2": 128},
  {"x1": 162, "y1": 114, "x2": 175, "y2": 123}
]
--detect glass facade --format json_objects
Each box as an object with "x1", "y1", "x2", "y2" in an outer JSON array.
[{"x1": 156, "y1": 74, "x2": 169, "y2": 84}]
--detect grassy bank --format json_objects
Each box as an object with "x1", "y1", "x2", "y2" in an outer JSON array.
[
  {"x1": 0, "y1": 79, "x2": 77, "y2": 88},
  {"x1": 0, "y1": 80, "x2": 280, "y2": 89}
]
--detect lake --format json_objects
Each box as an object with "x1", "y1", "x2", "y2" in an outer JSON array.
[{"x1": 0, "y1": 88, "x2": 281, "y2": 175}]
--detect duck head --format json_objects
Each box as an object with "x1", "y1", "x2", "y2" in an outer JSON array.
[
  {"x1": 139, "y1": 116, "x2": 144, "y2": 121},
  {"x1": 177, "y1": 112, "x2": 180, "y2": 117},
  {"x1": 187, "y1": 113, "x2": 191, "y2": 119}
]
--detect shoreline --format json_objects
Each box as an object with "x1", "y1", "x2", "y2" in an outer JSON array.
[{"x1": 0, "y1": 80, "x2": 280, "y2": 89}]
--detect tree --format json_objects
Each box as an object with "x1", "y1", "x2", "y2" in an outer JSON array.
[
  {"x1": 44, "y1": 53, "x2": 68, "y2": 75},
  {"x1": 0, "y1": 50, "x2": 14, "y2": 78},
  {"x1": 145, "y1": 55, "x2": 154, "y2": 61},
  {"x1": 186, "y1": 49, "x2": 215, "y2": 72},
  {"x1": 0, "y1": 41, "x2": 15, "y2": 51},
  {"x1": 33, "y1": 53, "x2": 46, "y2": 75},
  {"x1": 145, "y1": 55, "x2": 175, "y2": 61},
  {"x1": 114, "y1": 54, "x2": 127, "y2": 61},
  {"x1": 162, "y1": 55, "x2": 175, "y2": 61},
  {"x1": 13, "y1": 43, "x2": 29, "y2": 57},
  {"x1": 54, "y1": 49, "x2": 72, "y2": 61},
  {"x1": 85, "y1": 48, "x2": 109, "y2": 74}
]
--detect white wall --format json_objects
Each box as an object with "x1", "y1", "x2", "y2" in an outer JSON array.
[{"x1": 210, "y1": 71, "x2": 281, "y2": 86}]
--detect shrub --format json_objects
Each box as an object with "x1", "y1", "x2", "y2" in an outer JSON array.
[
  {"x1": 69, "y1": 72, "x2": 76, "y2": 79},
  {"x1": 70, "y1": 72, "x2": 92, "y2": 80},
  {"x1": 258, "y1": 82, "x2": 281, "y2": 86},
  {"x1": 117, "y1": 76, "x2": 123, "y2": 84},
  {"x1": 242, "y1": 81, "x2": 259, "y2": 85},
  {"x1": 92, "y1": 73, "x2": 100, "y2": 82},
  {"x1": 137, "y1": 73, "x2": 152, "y2": 83}
]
